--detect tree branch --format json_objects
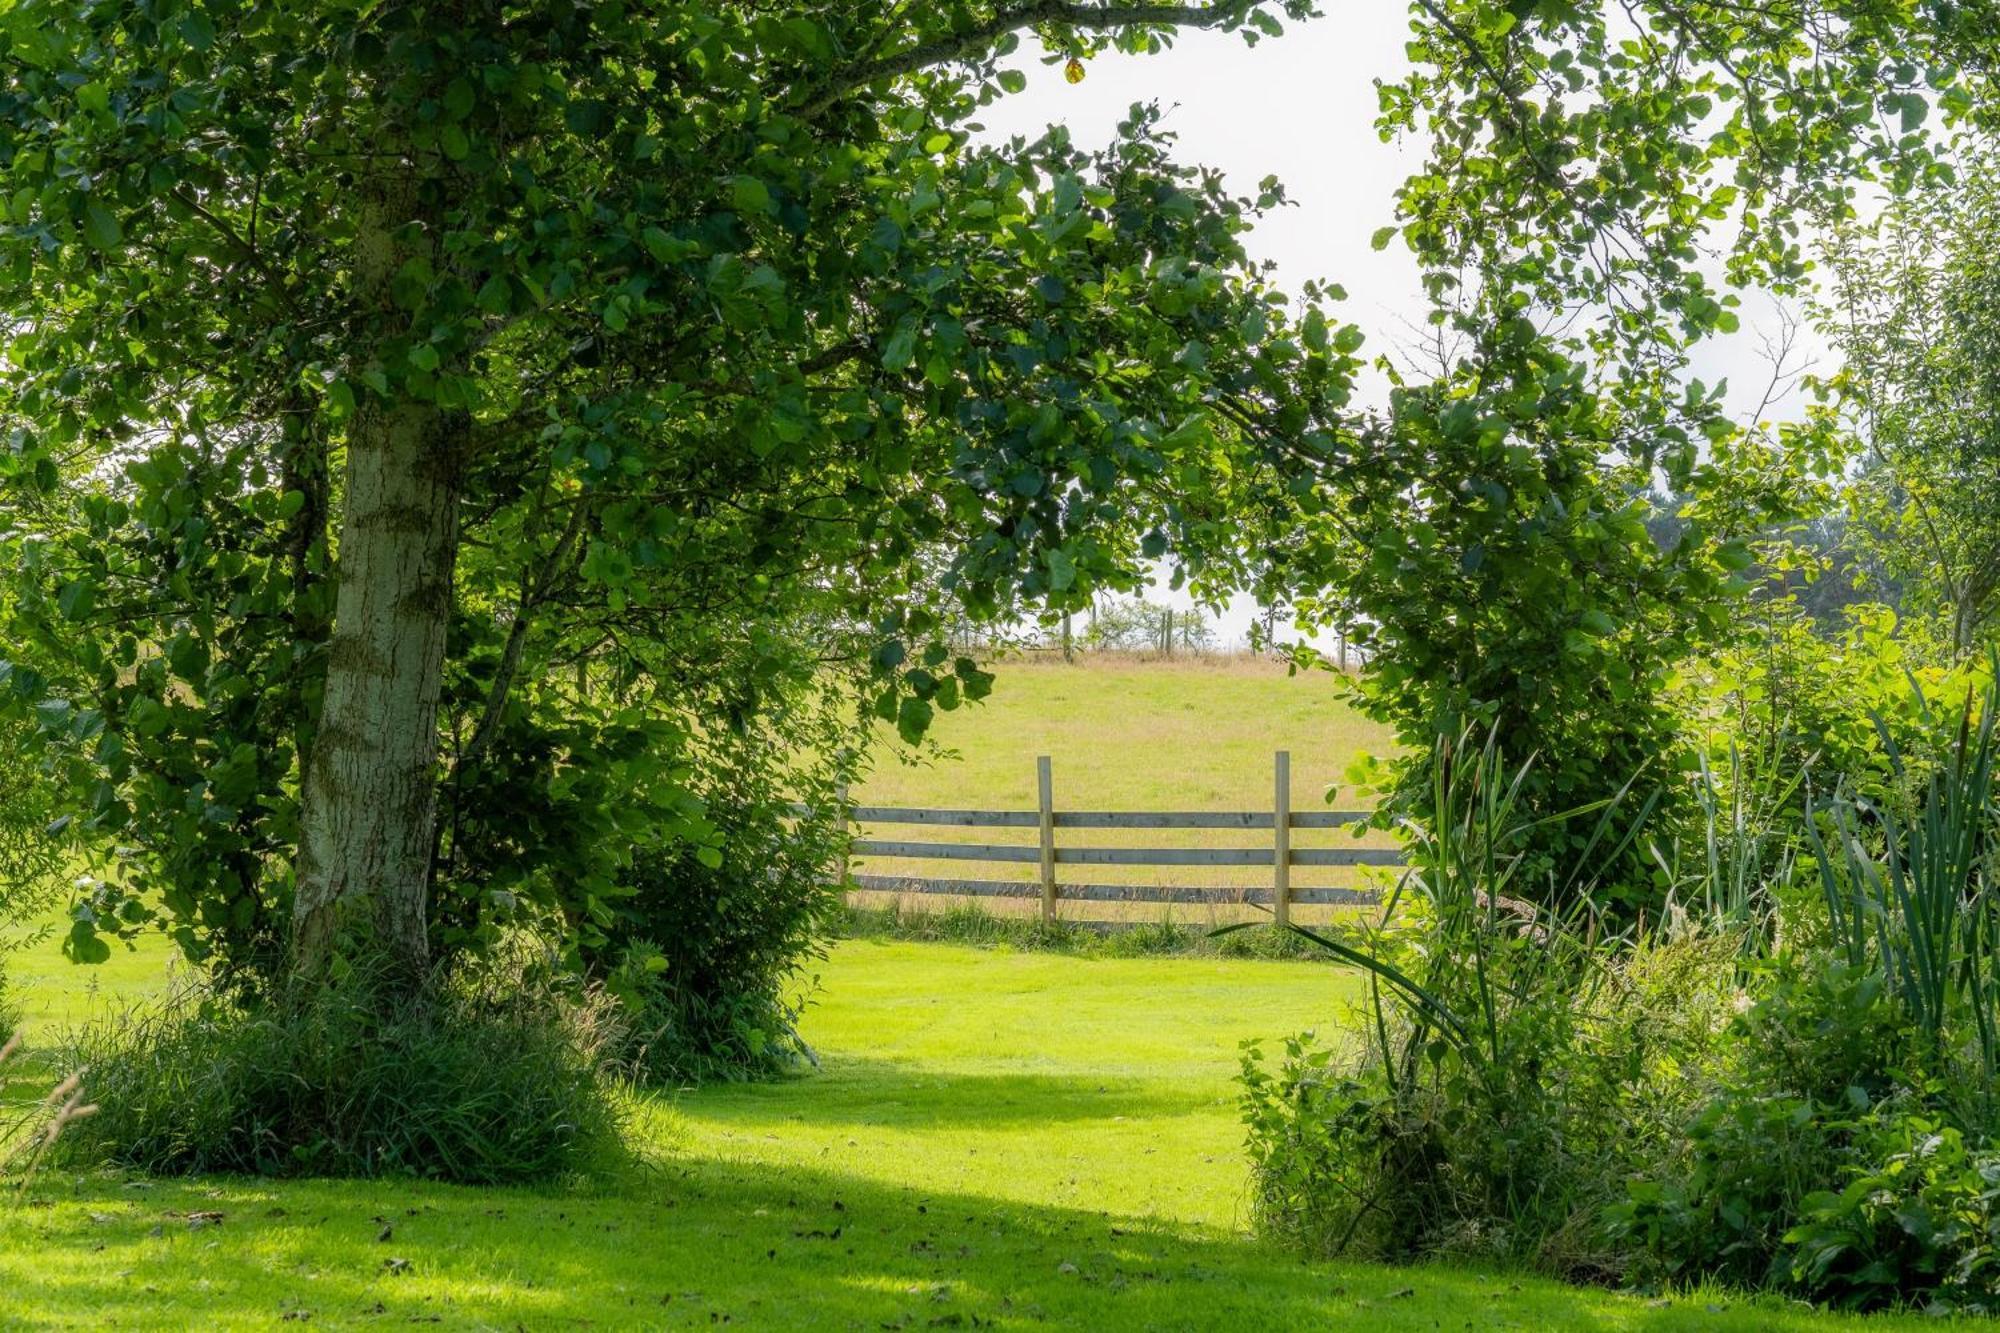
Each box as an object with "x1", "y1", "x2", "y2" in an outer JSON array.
[{"x1": 796, "y1": 1, "x2": 1255, "y2": 121}]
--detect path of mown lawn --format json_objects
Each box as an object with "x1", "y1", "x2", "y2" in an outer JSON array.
[{"x1": 0, "y1": 938, "x2": 1946, "y2": 1329}]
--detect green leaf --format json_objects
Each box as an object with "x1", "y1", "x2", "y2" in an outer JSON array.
[
  {"x1": 1046, "y1": 547, "x2": 1076, "y2": 592},
  {"x1": 881, "y1": 323, "x2": 917, "y2": 371},
  {"x1": 82, "y1": 201, "x2": 122, "y2": 251},
  {"x1": 179, "y1": 13, "x2": 216, "y2": 50},
  {"x1": 896, "y1": 695, "x2": 934, "y2": 745},
  {"x1": 476, "y1": 274, "x2": 512, "y2": 315},
  {"x1": 998, "y1": 70, "x2": 1028, "y2": 94},
  {"x1": 56, "y1": 579, "x2": 96, "y2": 623},
  {"x1": 1370, "y1": 225, "x2": 1399, "y2": 251},
  {"x1": 730, "y1": 175, "x2": 773, "y2": 215},
  {"x1": 65, "y1": 920, "x2": 111, "y2": 966}
]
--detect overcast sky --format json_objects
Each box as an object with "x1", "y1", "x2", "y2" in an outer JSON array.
[{"x1": 973, "y1": 15, "x2": 1831, "y2": 647}]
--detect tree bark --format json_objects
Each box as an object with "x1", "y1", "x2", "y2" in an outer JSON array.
[
  {"x1": 290, "y1": 395, "x2": 461, "y2": 991},
  {"x1": 289, "y1": 165, "x2": 459, "y2": 994}
]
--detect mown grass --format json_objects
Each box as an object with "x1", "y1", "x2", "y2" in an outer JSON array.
[{"x1": 0, "y1": 935, "x2": 1952, "y2": 1329}]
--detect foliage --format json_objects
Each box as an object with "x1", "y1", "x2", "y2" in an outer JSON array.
[
  {"x1": 1277, "y1": 0, "x2": 1999, "y2": 912},
  {"x1": 1076, "y1": 595, "x2": 1214, "y2": 653},
  {"x1": 0, "y1": 0, "x2": 1356, "y2": 996},
  {"x1": 0, "y1": 713, "x2": 65, "y2": 1008},
  {"x1": 1785, "y1": 1113, "x2": 2000, "y2": 1313},
  {"x1": 1288, "y1": 388, "x2": 1799, "y2": 908},
  {"x1": 53, "y1": 972, "x2": 625, "y2": 1184},
  {"x1": 589, "y1": 756, "x2": 850, "y2": 1084},
  {"x1": 1242, "y1": 673, "x2": 2000, "y2": 1311},
  {"x1": 1677, "y1": 602, "x2": 1963, "y2": 812},
  {"x1": 1607, "y1": 672, "x2": 2000, "y2": 1311},
  {"x1": 1818, "y1": 157, "x2": 2000, "y2": 661},
  {"x1": 1804, "y1": 674, "x2": 2000, "y2": 1093},
  {"x1": 1240, "y1": 728, "x2": 1729, "y2": 1273}
]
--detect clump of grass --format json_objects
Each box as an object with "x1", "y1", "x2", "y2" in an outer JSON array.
[{"x1": 50, "y1": 969, "x2": 627, "y2": 1185}]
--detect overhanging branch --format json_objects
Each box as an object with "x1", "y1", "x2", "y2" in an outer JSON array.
[{"x1": 796, "y1": 1, "x2": 1256, "y2": 121}]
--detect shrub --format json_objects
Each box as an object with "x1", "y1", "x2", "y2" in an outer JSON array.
[
  {"x1": 1785, "y1": 1113, "x2": 2000, "y2": 1312},
  {"x1": 590, "y1": 781, "x2": 847, "y2": 1084},
  {"x1": 1607, "y1": 1087, "x2": 1856, "y2": 1292},
  {"x1": 1241, "y1": 727, "x2": 1731, "y2": 1276},
  {"x1": 52, "y1": 972, "x2": 625, "y2": 1184},
  {"x1": 1610, "y1": 670, "x2": 2000, "y2": 1308}
]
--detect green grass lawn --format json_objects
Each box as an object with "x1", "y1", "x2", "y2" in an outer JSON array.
[{"x1": 0, "y1": 935, "x2": 1945, "y2": 1329}]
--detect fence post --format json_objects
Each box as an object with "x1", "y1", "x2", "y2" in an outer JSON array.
[
  {"x1": 1037, "y1": 755, "x2": 1057, "y2": 924},
  {"x1": 1273, "y1": 750, "x2": 1291, "y2": 928},
  {"x1": 834, "y1": 780, "x2": 851, "y2": 886}
]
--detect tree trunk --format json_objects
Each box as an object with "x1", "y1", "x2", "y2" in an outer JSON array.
[
  {"x1": 289, "y1": 166, "x2": 459, "y2": 994},
  {"x1": 290, "y1": 397, "x2": 461, "y2": 991}
]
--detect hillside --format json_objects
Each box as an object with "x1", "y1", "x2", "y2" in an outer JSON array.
[{"x1": 850, "y1": 655, "x2": 1398, "y2": 922}]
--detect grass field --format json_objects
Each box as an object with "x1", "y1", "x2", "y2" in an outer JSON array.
[
  {"x1": 0, "y1": 935, "x2": 1940, "y2": 1330},
  {"x1": 851, "y1": 655, "x2": 1398, "y2": 924}
]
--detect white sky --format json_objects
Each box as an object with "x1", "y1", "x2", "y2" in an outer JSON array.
[{"x1": 976, "y1": 15, "x2": 1833, "y2": 649}]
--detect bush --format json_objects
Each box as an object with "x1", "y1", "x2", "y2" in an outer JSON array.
[
  {"x1": 591, "y1": 782, "x2": 846, "y2": 1084},
  {"x1": 1241, "y1": 728, "x2": 1733, "y2": 1276},
  {"x1": 1786, "y1": 1112, "x2": 2000, "y2": 1312},
  {"x1": 1608, "y1": 1088, "x2": 1854, "y2": 1292},
  {"x1": 52, "y1": 973, "x2": 625, "y2": 1184}
]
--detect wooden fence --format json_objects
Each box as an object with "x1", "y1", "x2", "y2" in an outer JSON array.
[{"x1": 830, "y1": 751, "x2": 1402, "y2": 924}]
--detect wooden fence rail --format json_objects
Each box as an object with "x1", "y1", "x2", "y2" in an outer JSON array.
[{"x1": 818, "y1": 751, "x2": 1402, "y2": 923}]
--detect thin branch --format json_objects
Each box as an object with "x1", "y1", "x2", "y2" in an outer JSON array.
[{"x1": 795, "y1": 1, "x2": 1254, "y2": 121}]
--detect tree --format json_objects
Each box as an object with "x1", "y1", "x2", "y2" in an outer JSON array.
[
  {"x1": 1250, "y1": 0, "x2": 1990, "y2": 900},
  {"x1": 0, "y1": 1, "x2": 1356, "y2": 995},
  {"x1": 1818, "y1": 160, "x2": 2000, "y2": 661}
]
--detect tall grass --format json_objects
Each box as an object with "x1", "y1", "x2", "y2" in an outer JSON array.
[
  {"x1": 53, "y1": 971, "x2": 628, "y2": 1184},
  {"x1": 1238, "y1": 726, "x2": 1700, "y2": 1271},
  {"x1": 1, "y1": 1030, "x2": 96, "y2": 1189},
  {"x1": 1804, "y1": 673, "x2": 2000, "y2": 1090}
]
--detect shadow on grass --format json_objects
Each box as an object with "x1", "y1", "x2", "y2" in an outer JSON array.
[
  {"x1": 4, "y1": 1153, "x2": 1888, "y2": 1331},
  {"x1": 680, "y1": 1056, "x2": 1212, "y2": 1131}
]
